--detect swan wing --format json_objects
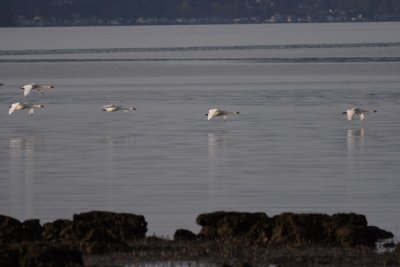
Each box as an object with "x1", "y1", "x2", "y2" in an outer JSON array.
[
  {"x1": 28, "y1": 108, "x2": 34, "y2": 115},
  {"x1": 103, "y1": 104, "x2": 115, "y2": 108},
  {"x1": 23, "y1": 85, "x2": 32, "y2": 96},
  {"x1": 346, "y1": 109, "x2": 355, "y2": 121},
  {"x1": 223, "y1": 115, "x2": 227, "y2": 123},
  {"x1": 9, "y1": 103, "x2": 19, "y2": 115},
  {"x1": 102, "y1": 104, "x2": 113, "y2": 110},
  {"x1": 359, "y1": 113, "x2": 365, "y2": 121},
  {"x1": 208, "y1": 109, "x2": 218, "y2": 120},
  {"x1": 358, "y1": 108, "x2": 376, "y2": 113},
  {"x1": 102, "y1": 104, "x2": 118, "y2": 112},
  {"x1": 121, "y1": 107, "x2": 135, "y2": 111}
]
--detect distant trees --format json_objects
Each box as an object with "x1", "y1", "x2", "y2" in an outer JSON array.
[{"x1": 2, "y1": 0, "x2": 400, "y2": 25}]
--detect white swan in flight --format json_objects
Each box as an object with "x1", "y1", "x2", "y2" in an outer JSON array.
[
  {"x1": 102, "y1": 104, "x2": 136, "y2": 112},
  {"x1": 9, "y1": 102, "x2": 44, "y2": 115},
  {"x1": 206, "y1": 108, "x2": 240, "y2": 123},
  {"x1": 342, "y1": 107, "x2": 377, "y2": 122},
  {"x1": 21, "y1": 83, "x2": 55, "y2": 97}
]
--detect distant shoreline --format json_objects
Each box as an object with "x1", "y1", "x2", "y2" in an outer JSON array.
[{"x1": 3, "y1": 19, "x2": 400, "y2": 28}]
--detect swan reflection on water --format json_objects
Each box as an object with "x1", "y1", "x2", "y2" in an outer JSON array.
[
  {"x1": 346, "y1": 127, "x2": 365, "y2": 150},
  {"x1": 8, "y1": 136, "x2": 44, "y2": 183},
  {"x1": 346, "y1": 128, "x2": 365, "y2": 170},
  {"x1": 9, "y1": 137, "x2": 37, "y2": 159},
  {"x1": 207, "y1": 131, "x2": 227, "y2": 158},
  {"x1": 8, "y1": 137, "x2": 39, "y2": 219}
]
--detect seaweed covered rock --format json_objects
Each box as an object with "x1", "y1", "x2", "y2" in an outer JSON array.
[
  {"x1": 79, "y1": 228, "x2": 130, "y2": 254},
  {"x1": 174, "y1": 229, "x2": 197, "y2": 241},
  {"x1": 0, "y1": 216, "x2": 43, "y2": 243},
  {"x1": 72, "y1": 211, "x2": 147, "y2": 241},
  {"x1": 197, "y1": 211, "x2": 271, "y2": 242},
  {"x1": 269, "y1": 212, "x2": 393, "y2": 247},
  {"x1": 196, "y1": 211, "x2": 393, "y2": 247},
  {"x1": 42, "y1": 211, "x2": 147, "y2": 244},
  {"x1": 22, "y1": 219, "x2": 43, "y2": 242},
  {"x1": 0, "y1": 215, "x2": 23, "y2": 243},
  {"x1": 19, "y1": 242, "x2": 84, "y2": 267},
  {"x1": 0, "y1": 243, "x2": 19, "y2": 267},
  {"x1": 325, "y1": 213, "x2": 392, "y2": 246},
  {"x1": 0, "y1": 242, "x2": 83, "y2": 267},
  {"x1": 270, "y1": 213, "x2": 331, "y2": 245},
  {"x1": 396, "y1": 243, "x2": 400, "y2": 254},
  {"x1": 42, "y1": 211, "x2": 147, "y2": 254},
  {"x1": 0, "y1": 211, "x2": 148, "y2": 258},
  {"x1": 42, "y1": 219, "x2": 75, "y2": 242}
]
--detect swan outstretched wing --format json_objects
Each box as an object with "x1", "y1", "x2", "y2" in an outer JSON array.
[
  {"x1": 23, "y1": 85, "x2": 32, "y2": 96},
  {"x1": 346, "y1": 108, "x2": 355, "y2": 122},
  {"x1": 208, "y1": 109, "x2": 218, "y2": 120},
  {"x1": 359, "y1": 113, "x2": 365, "y2": 121},
  {"x1": 9, "y1": 103, "x2": 19, "y2": 115},
  {"x1": 102, "y1": 104, "x2": 119, "y2": 112}
]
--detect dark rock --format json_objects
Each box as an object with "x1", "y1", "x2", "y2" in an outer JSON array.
[
  {"x1": 396, "y1": 244, "x2": 400, "y2": 254},
  {"x1": 196, "y1": 211, "x2": 271, "y2": 242},
  {"x1": 271, "y1": 213, "x2": 393, "y2": 247},
  {"x1": 41, "y1": 211, "x2": 147, "y2": 254},
  {"x1": 334, "y1": 225, "x2": 393, "y2": 247},
  {"x1": 72, "y1": 211, "x2": 147, "y2": 241},
  {"x1": 270, "y1": 213, "x2": 330, "y2": 245},
  {"x1": 42, "y1": 219, "x2": 74, "y2": 241},
  {"x1": 383, "y1": 242, "x2": 396, "y2": 248},
  {"x1": 0, "y1": 243, "x2": 19, "y2": 267},
  {"x1": 366, "y1": 225, "x2": 393, "y2": 240},
  {"x1": 0, "y1": 215, "x2": 23, "y2": 243},
  {"x1": 196, "y1": 211, "x2": 393, "y2": 247},
  {"x1": 322, "y1": 213, "x2": 368, "y2": 244},
  {"x1": 19, "y1": 242, "x2": 84, "y2": 267},
  {"x1": 22, "y1": 219, "x2": 42, "y2": 241},
  {"x1": 79, "y1": 228, "x2": 130, "y2": 254},
  {"x1": 174, "y1": 229, "x2": 197, "y2": 241},
  {"x1": 329, "y1": 213, "x2": 368, "y2": 227},
  {"x1": 335, "y1": 225, "x2": 375, "y2": 246}
]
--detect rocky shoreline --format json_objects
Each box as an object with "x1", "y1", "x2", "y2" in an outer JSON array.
[{"x1": 1, "y1": 211, "x2": 399, "y2": 267}]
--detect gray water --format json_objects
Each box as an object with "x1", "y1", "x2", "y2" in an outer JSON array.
[{"x1": 1, "y1": 22, "x2": 400, "y2": 239}]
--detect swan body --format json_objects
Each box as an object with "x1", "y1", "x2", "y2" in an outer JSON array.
[
  {"x1": 206, "y1": 108, "x2": 240, "y2": 123},
  {"x1": 102, "y1": 104, "x2": 136, "y2": 112},
  {"x1": 9, "y1": 102, "x2": 44, "y2": 115},
  {"x1": 342, "y1": 107, "x2": 377, "y2": 122},
  {"x1": 21, "y1": 83, "x2": 54, "y2": 97}
]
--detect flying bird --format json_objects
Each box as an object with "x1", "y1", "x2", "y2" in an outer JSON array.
[
  {"x1": 102, "y1": 104, "x2": 136, "y2": 112},
  {"x1": 21, "y1": 83, "x2": 55, "y2": 96},
  {"x1": 9, "y1": 102, "x2": 44, "y2": 115},
  {"x1": 342, "y1": 107, "x2": 377, "y2": 122},
  {"x1": 206, "y1": 108, "x2": 240, "y2": 123}
]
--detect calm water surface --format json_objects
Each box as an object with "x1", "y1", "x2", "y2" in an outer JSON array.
[{"x1": 1, "y1": 23, "x2": 400, "y2": 239}]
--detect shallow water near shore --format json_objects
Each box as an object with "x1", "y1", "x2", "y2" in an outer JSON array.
[{"x1": 0, "y1": 22, "x2": 400, "y2": 240}]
